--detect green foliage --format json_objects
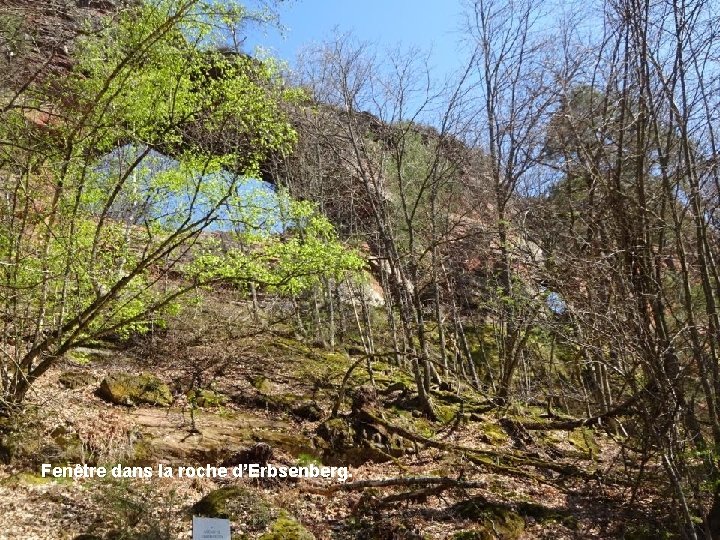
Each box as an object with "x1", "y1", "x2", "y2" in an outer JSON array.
[
  {"x1": 296, "y1": 452, "x2": 323, "y2": 467},
  {"x1": 0, "y1": 12, "x2": 24, "y2": 57},
  {"x1": 189, "y1": 192, "x2": 364, "y2": 295},
  {"x1": 0, "y1": 0, "x2": 361, "y2": 406},
  {"x1": 68, "y1": 1, "x2": 295, "y2": 170},
  {"x1": 383, "y1": 128, "x2": 459, "y2": 262}
]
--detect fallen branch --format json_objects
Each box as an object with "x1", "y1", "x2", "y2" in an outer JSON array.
[
  {"x1": 356, "y1": 409, "x2": 595, "y2": 480},
  {"x1": 304, "y1": 475, "x2": 486, "y2": 496},
  {"x1": 378, "y1": 484, "x2": 453, "y2": 507},
  {"x1": 517, "y1": 392, "x2": 640, "y2": 431}
]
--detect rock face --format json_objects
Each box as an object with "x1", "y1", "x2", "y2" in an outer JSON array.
[
  {"x1": 337, "y1": 271, "x2": 386, "y2": 307},
  {"x1": 290, "y1": 401, "x2": 323, "y2": 422},
  {"x1": 97, "y1": 372, "x2": 172, "y2": 406},
  {"x1": 0, "y1": 0, "x2": 137, "y2": 86}
]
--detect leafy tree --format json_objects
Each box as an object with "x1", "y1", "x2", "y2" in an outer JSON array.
[{"x1": 0, "y1": 0, "x2": 360, "y2": 411}]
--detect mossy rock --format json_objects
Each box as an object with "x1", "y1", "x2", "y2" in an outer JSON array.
[
  {"x1": 451, "y1": 498, "x2": 525, "y2": 540},
  {"x1": 59, "y1": 370, "x2": 95, "y2": 389},
  {"x1": 268, "y1": 393, "x2": 306, "y2": 411},
  {"x1": 342, "y1": 445, "x2": 395, "y2": 466},
  {"x1": 188, "y1": 388, "x2": 227, "y2": 408},
  {"x1": 434, "y1": 404, "x2": 458, "y2": 423},
  {"x1": 238, "y1": 387, "x2": 316, "y2": 419},
  {"x1": 315, "y1": 417, "x2": 397, "y2": 466},
  {"x1": 259, "y1": 511, "x2": 315, "y2": 540},
  {"x1": 97, "y1": 372, "x2": 172, "y2": 407},
  {"x1": 0, "y1": 408, "x2": 46, "y2": 464},
  {"x1": 66, "y1": 347, "x2": 116, "y2": 365},
  {"x1": 49, "y1": 425, "x2": 83, "y2": 460},
  {"x1": 192, "y1": 486, "x2": 275, "y2": 531},
  {"x1": 127, "y1": 434, "x2": 156, "y2": 464}
]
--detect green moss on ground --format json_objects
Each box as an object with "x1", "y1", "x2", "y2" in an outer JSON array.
[
  {"x1": 479, "y1": 422, "x2": 510, "y2": 444},
  {"x1": 187, "y1": 388, "x2": 227, "y2": 408},
  {"x1": 259, "y1": 511, "x2": 315, "y2": 540},
  {"x1": 0, "y1": 471, "x2": 67, "y2": 486},
  {"x1": 66, "y1": 349, "x2": 93, "y2": 365},
  {"x1": 568, "y1": 428, "x2": 599, "y2": 459}
]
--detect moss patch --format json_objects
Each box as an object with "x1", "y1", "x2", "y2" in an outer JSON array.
[
  {"x1": 259, "y1": 511, "x2": 315, "y2": 540},
  {"x1": 66, "y1": 349, "x2": 93, "y2": 366},
  {"x1": 479, "y1": 422, "x2": 509, "y2": 445},
  {"x1": 568, "y1": 428, "x2": 599, "y2": 459},
  {"x1": 0, "y1": 471, "x2": 63, "y2": 486},
  {"x1": 187, "y1": 388, "x2": 227, "y2": 408},
  {"x1": 250, "y1": 376, "x2": 272, "y2": 392}
]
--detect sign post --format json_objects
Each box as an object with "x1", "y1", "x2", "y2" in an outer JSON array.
[{"x1": 192, "y1": 516, "x2": 231, "y2": 540}]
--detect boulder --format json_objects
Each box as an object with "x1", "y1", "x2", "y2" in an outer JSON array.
[
  {"x1": 97, "y1": 372, "x2": 172, "y2": 406},
  {"x1": 192, "y1": 486, "x2": 275, "y2": 531}
]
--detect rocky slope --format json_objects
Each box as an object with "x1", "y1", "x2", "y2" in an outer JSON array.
[{"x1": 0, "y1": 289, "x2": 668, "y2": 539}]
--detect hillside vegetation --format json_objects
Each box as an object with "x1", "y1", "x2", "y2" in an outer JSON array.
[{"x1": 2, "y1": 1, "x2": 720, "y2": 539}]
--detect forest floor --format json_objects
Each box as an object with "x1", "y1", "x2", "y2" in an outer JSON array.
[{"x1": 0, "y1": 293, "x2": 670, "y2": 539}]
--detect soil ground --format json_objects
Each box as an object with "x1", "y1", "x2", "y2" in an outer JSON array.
[{"x1": 0, "y1": 295, "x2": 669, "y2": 539}]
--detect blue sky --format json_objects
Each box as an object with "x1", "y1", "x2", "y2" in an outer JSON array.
[{"x1": 244, "y1": 1, "x2": 470, "y2": 80}]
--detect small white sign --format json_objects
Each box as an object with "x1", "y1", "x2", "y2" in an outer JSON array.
[{"x1": 192, "y1": 516, "x2": 231, "y2": 540}]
